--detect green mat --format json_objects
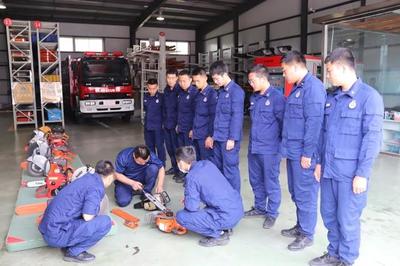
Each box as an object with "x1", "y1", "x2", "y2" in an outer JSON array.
[{"x1": 6, "y1": 155, "x2": 118, "y2": 252}]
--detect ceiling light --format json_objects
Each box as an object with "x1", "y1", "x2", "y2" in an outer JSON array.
[
  {"x1": 0, "y1": 1, "x2": 6, "y2": 9},
  {"x1": 156, "y1": 10, "x2": 165, "y2": 21}
]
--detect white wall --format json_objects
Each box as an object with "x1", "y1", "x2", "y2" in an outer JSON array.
[
  {"x1": 60, "y1": 23, "x2": 129, "y2": 38},
  {"x1": 238, "y1": 26, "x2": 266, "y2": 47},
  {"x1": 136, "y1": 27, "x2": 195, "y2": 41},
  {"x1": 239, "y1": 0, "x2": 301, "y2": 30},
  {"x1": 205, "y1": 21, "x2": 233, "y2": 39},
  {"x1": 201, "y1": 0, "x2": 366, "y2": 55}
]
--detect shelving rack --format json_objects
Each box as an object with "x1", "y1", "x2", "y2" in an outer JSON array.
[
  {"x1": 127, "y1": 32, "x2": 168, "y2": 122},
  {"x1": 5, "y1": 20, "x2": 38, "y2": 130},
  {"x1": 35, "y1": 22, "x2": 64, "y2": 127}
]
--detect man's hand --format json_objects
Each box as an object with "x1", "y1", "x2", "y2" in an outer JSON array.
[
  {"x1": 175, "y1": 126, "x2": 179, "y2": 134},
  {"x1": 189, "y1": 130, "x2": 193, "y2": 139},
  {"x1": 301, "y1": 156, "x2": 312, "y2": 169},
  {"x1": 353, "y1": 176, "x2": 367, "y2": 194},
  {"x1": 314, "y1": 164, "x2": 321, "y2": 182},
  {"x1": 130, "y1": 180, "x2": 143, "y2": 191},
  {"x1": 205, "y1": 136, "x2": 214, "y2": 149},
  {"x1": 226, "y1": 139, "x2": 235, "y2": 151}
]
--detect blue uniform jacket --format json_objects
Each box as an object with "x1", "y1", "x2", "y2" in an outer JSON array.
[
  {"x1": 163, "y1": 84, "x2": 180, "y2": 130},
  {"x1": 184, "y1": 160, "x2": 244, "y2": 223},
  {"x1": 213, "y1": 80, "x2": 245, "y2": 142},
  {"x1": 193, "y1": 85, "x2": 218, "y2": 139},
  {"x1": 249, "y1": 86, "x2": 285, "y2": 154},
  {"x1": 144, "y1": 92, "x2": 163, "y2": 130},
  {"x1": 282, "y1": 73, "x2": 326, "y2": 160},
  {"x1": 115, "y1": 147, "x2": 163, "y2": 179},
  {"x1": 39, "y1": 173, "x2": 104, "y2": 236},
  {"x1": 177, "y1": 85, "x2": 198, "y2": 133},
  {"x1": 319, "y1": 79, "x2": 383, "y2": 181}
]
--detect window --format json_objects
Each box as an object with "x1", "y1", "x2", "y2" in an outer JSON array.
[
  {"x1": 139, "y1": 40, "x2": 189, "y2": 55},
  {"x1": 59, "y1": 37, "x2": 73, "y2": 52},
  {"x1": 74, "y1": 38, "x2": 103, "y2": 52}
]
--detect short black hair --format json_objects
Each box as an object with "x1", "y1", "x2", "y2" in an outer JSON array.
[
  {"x1": 281, "y1": 50, "x2": 306, "y2": 66},
  {"x1": 209, "y1": 60, "x2": 229, "y2": 76},
  {"x1": 147, "y1": 78, "x2": 158, "y2": 85},
  {"x1": 249, "y1": 64, "x2": 269, "y2": 79},
  {"x1": 166, "y1": 68, "x2": 178, "y2": 76},
  {"x1": 178, "y1": 69, "x2": 191, "y2": 77},
  {"x1": 95, "y1": 160, "x2": 115, "y2": 176},
  {"x1": 176, "y1": 146, "x2": 196, "y2": 164},
  {"x1": 192, "y1": 67, "x2": 207, "y2": 76},
  {"x1": 134, "y1": 145, "x2": 151, "y2": 160},
  {"x1": 324, "y1": 47, "x2": 355, "y2": 69}
]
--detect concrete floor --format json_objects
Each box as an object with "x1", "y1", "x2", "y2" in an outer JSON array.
[{"x1": 0, "y1": 111, "x2": 399, "y2": 266}]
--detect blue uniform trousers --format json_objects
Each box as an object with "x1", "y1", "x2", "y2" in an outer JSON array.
[
  {"x1": 164, "y1": 128, "x2": 179, "y2": 173},
  {"x1": 177, "y1": 132, "x2": 193, "y2": 147},
  {"x1": 42, "y1": 215, "x2": 111, "y2": 256},
  {"x1": 194, "y1": 138, "x2": 212, "y2": 160},
  {"x1": 321, "y1": 177, "x2": 367, "y2": 264},
  {"x1": 144, "y1": 129, "x2": 166, "y2": 165},
  {"x1": 287, "y1": 159, "x2": 319, "y2": 239},
  {"x1": 210, "y1": 140, "x2": 241, "y2": 192},
  {"x1": 248, "y1": 153, "x2": 281, "y2": 218},
  {"x1": 176, "y1": 208, "x2": 241, "y2": 238},
  {"x1": 114, "y1": 164, "x2": 159, "y2": 207}
]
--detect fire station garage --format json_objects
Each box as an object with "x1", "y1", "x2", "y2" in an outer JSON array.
[{"x1": 0, "y1": 0, "x2": 399, "y2": 265}]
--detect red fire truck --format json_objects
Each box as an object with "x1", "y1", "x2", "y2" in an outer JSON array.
[{"x1": 63, "y1": 51, "x2": 134, "y2": 122}]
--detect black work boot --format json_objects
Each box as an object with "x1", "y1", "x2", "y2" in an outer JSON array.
[
  {"x1": 281, "y1": 224, "x2": 300, "y2": 238},
  {"x1": 287, "y1": 234, "x2": 313, "y2": 251},
  {"x1": 165, "y1": 167, "x2": 175, "y2": 175},
  {"x1": 223, "y1": 229, "x2": 234, "y2": 236},
  {"x1": 244, "y1": 207, "x2": 265, "y2": 217},
  {"x1": 63, "y1": 251, "x2": 96, "y2": 263},
  {"x1": 336, "y1": 262, "x2": 353, "y2": 266},
  {"x1": 198, "y1": 231, "x2": 230, "y2": 247},
  {"x1": 309, "y1": 253, "x2": 340, "y2": 266},
  {"x1": 263, "y1": 216, "x2": 276, "y2": 229}
]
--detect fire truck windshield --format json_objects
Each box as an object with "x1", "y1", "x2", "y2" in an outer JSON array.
[{"x1": 81, "y1": 58, "x2": 130, "y2": 85}]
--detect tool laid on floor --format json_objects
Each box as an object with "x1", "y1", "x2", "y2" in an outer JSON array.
[
  {"x1": 144, "y1": 191, "x2": 187, "y2": 235},
  {"x1": 15, "y1": 202, "x2": 48, "y2": 216},
  {"x1": 111, "y1": 208, "x2": 140, "y2": 229}
]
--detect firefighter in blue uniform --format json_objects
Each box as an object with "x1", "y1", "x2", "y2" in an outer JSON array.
[
  {"x1": 244, "y1": 64, "x2": 285, "y2": 230},
  {"x1": 190, "y1": 67, "x2": 217, "y2": 160},
  {"x1": 309, "y1": 48, "x2": 383, "y2": 266},
  {"x1": 177, "y1": 70, "x2": 198, "y2": 148},
  {"x1": 280, "y1": 51, "x2": 326, "y2": 251},
  {"x1": 39, "y1": 160, "x2": 115, "y2": 263},
  {"x1": 144, "y1": 78, "x2": 166, "y2": 166},
  {"x1": 163, "y1": 68, "x2": 180, "y2": 177},
  {"x1": 209, "y1": 61, "x2": 244, "y2": 192},
  {"x1": 114, "y1": 145, "x2": 165, "y2": 207},
  {"x1": 175, "y1": 146, "x2": 244, "y2": 247}
]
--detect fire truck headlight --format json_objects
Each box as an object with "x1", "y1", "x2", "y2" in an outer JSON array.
[
  {"x1": 123, "y1": 100, "x2": 132, "y2": 105},
  {"x1": 85, "y1": 101, "x2": 96, "y2": 106}
]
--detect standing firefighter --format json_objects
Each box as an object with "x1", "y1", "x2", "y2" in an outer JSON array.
[
  {"x1": 280, "y1": 51, "x2": 326, "y2": 251},
  {"x1": 309, "y1": 48, "x2": 383, "y2": 266}
]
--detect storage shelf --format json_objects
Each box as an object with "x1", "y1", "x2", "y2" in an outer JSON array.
[
  {"x1": 39, "y1": 42, "x2": 58, "y2": 50},
  {"x1": 10, "y1": 41, "x2": 30, "y2": 49},
  {"x1": 384, "y1": 119, "x2": 400, "y2": 123},
  {"x1": 381, "y1": 151, "x2": 400, "y2": 156}
]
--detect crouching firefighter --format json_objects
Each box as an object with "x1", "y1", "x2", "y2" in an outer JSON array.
[
  {"x1": 175, "y1": 146, "x2": 244, "y2": 247},
  {"x1": 39, "y1": 160, "x2": 115, "y2": 263}
]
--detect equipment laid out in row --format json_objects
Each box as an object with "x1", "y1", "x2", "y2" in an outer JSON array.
[{"x1": 21, "y1": 125, "x2": 75, "y2": 198}]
